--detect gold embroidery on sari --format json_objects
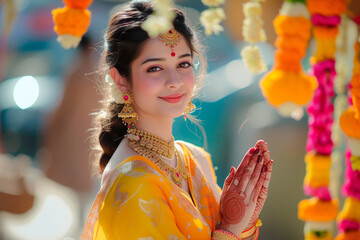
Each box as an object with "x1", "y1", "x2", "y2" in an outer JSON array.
[{"x1": 139, "y1": 198, "x2": 164, "y2": 227}]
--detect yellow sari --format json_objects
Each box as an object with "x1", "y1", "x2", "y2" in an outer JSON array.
[{"x1": 81, "y1": 141, "x2": 221, "y2": 240}]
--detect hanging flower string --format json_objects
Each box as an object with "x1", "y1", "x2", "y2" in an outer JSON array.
[
  {"x1": 52, "y1": 0, "x2": 93, "y2": 49},
  {"x1": 336, "y1": 21, "x2": 360, "y2": 239},
  {"x1": 298, "y1": 1, "x2": 347, "y2": 239},
  {"x1": 259, "y1": 0, "x2": 317, "y2": 119},
  {"x1": 200, "y1": 0, "x2": 226, "y2": 35},
  {"x1": 240, "y1": 0, "x2": 267, "y2": 74},
  {"x1": 330, "y1": 14, "x2": 349, "y2": 233},
  {"x1": 141, "y1": 0, "x2": 176, "y2": 38}
]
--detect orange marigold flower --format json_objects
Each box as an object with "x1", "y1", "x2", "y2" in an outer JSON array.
[
  {"x1": 335, "y1": 231, "x2": 360, "y2": 240},
  {"x1": 340, "y1": 107, "x2": 360, "y2": 139},
  {"x1": 259, "y1": 69, "x2": 317, "y2": 106},
  {"x1": 313, "y1": 26, "x2": 339, "y2": 38},
  {"x1": 307, "y1": 0, "x2": 347, "y2": 16},
  {"x1": 274, "y1": 15, "x2": 311, "y2": 40},
  {"x1": 64, "y1": 0, "x2": 93, "y2": 9},
  {"x1": 275, "y1": 36, "x2": 308, "y2": 52},
  {"x1": 298, "y1": 197, "x2": 339, "y2": 221},
  {"x1": 52, "y1": 7, "x2": 91, "y2": 37}
]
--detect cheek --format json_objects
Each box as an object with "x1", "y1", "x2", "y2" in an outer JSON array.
[
  {"x1": 184, "y1": 71, "x2": 195, "y2": 90},
  {"x1": 133, "y1": 74, "x2": 160, "y2": 94}
]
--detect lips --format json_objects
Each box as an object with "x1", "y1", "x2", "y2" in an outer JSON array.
[{"x1": 159, "y1": 94, "x2": 184, "y2": 103}]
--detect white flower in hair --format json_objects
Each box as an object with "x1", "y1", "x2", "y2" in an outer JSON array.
[
  {"x1": 200, "y1": 8, "x2": 225, "y2": 36},
  {"x1": 141, "y1": 0, "x2": 175, "y2": 38},
  {"x1": 141, "y1": 15, "x2": 173, "y2": 38},
  {"x1": 106, "y1": 74, "x2": 125, "y2": 104}
]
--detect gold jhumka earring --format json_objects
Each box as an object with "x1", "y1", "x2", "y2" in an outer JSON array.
[
  {"x1": 184, "y1": 101, "x2": 195, "y2": 121},
  {"x1": 159, "y1": 28, "x2": 181, "y2": 57},
  {"x1": 117, "y1": 93, "x2": 138, "y2": 126}
]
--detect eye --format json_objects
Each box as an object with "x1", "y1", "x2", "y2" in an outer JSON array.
[
  {"x1": 147, "y1": 66, "x2": 163, "y2": 72},
  {"x1": 178, "y1": 62, "x2": 192, "y2": 68}
]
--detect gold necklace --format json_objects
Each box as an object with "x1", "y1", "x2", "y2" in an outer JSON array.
[
  {"x1": 126, "y1": 128, "x2": 175, "y2": 159},
  {"x1": 126, "y1": 129, "x2": 189, "y2": 187}
]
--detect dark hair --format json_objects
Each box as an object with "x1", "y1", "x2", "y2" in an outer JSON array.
[{"x1": 91, "y1": 0, "x2": 206, "y2": 174}]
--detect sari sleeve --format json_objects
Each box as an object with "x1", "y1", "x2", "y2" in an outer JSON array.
[{"x1": 96, "y1": 169, "x2": 188, "y2": 240}]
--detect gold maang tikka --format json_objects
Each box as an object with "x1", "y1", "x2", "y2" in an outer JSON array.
[
  {"x1": 159, "y1": 28, "x2": 181, "y2": 57},
  {"x1": 118, "y1": 93, "x2": 138, "y2": 126}
]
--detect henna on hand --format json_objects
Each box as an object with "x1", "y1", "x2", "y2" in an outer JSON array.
[
  {"x1": 219, "y1": 141, "x2": 267, "y2": 231},
  {"x1": 247, "y1": 159, "x2": 273, "y2": 228},
  {"x1": 219, "y1": 140, "x2": 273, "y2": 235}
]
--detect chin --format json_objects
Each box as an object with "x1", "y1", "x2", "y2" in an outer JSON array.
[{"x1": 158, "y1": 106, "x2": 187, "y2": 119}]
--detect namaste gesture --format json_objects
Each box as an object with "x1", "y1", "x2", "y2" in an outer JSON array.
[{"x1": 218, "y1": 140, "x2": 273, "y2": 235}]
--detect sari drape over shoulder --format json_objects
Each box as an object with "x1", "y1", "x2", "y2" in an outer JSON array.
[{"x1": 81, "y1": 141, "x2": 221, "y2": 240}]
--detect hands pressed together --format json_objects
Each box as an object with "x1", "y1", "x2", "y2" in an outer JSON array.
[{"x1": 218, "y1": 140, "x2": 273, "y2": 237}]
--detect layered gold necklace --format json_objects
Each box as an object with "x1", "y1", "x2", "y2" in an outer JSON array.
[{"x1": 126, "y1": 128, "x2": 189, "y2": 187}]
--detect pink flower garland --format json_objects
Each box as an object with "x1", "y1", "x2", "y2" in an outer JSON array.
[{"x1": 306, "y1": 60, "x2": 335, "y2": 156}]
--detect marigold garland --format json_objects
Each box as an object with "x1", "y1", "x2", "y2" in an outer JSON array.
[
  {"x1": 298, "y1": 1, "x2": 347, "y2": 239},
  {"x1": 52, "y1": 0, "x2": 93, "y2": 49},
  {"x1": 259, "y1": 1, "x2": 316, "y2": 118}
]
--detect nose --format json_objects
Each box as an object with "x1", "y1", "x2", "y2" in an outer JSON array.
[{"x1": 165, "y1": 69, "x2": 183, "y2": 88}]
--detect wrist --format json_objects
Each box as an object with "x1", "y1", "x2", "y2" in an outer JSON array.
[
  {"x1": 212, "y1": 229, "x2": 240, "y2": 240},
  {"x1": 239, "y1": 219, "x2": 262, "y2": 239},
  {"x1": 212, "y1": 219, "x2": 262, "y2": 240}
]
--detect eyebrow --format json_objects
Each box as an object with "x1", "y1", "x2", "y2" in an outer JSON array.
[{"x1": 141, "y1": 53, "x2": 192, "y2": 65}]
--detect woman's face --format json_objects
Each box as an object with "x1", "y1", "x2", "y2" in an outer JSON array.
[{"x1": 129, "y1": 33, "x2": 195, "y2": 120}]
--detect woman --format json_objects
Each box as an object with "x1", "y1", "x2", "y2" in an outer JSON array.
[{"x1": 82, "y1": 1, "x2": 273, "y2": 239}]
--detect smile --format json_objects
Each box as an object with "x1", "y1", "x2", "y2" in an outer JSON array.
[{"x1": 159, "y1": 94, "x2": 184, "y2": 103}]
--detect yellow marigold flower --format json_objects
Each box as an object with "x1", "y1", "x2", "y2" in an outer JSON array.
[
  {"x1": 200, "y1": 8, "x2": 225, "y2": 36},
  {"x1": 337, "y1": 197, "x2": 360, "y2": 223}
]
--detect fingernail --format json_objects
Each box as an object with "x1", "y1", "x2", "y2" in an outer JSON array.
[
  {"x1": 254, "y1": 148, "x2": 260, "y2": 154},
  {"x1": 257, "y1": 155, "x2": 263, "y2": 163},
  {"x1": 261, "y1": 165, "x2": 267, "y2": 173},
  {"x1": 250, "y1": 148, "x2": 255, "y2": 154}
]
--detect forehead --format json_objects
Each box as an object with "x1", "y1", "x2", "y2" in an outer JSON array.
[{"x1": 136, "y1": 33, "x2": 191, "y2": 60}]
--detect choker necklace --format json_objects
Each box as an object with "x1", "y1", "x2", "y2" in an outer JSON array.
[
  {"x1": 125, "y1": 128, "x2": 189, "y2": 187},
  {"x1": 126, "y1": 128, "x2": 175, "y2": 159}
]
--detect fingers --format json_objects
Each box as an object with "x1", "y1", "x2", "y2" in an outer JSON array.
[
  {"x1": 262, "y1": 159, "x2": 273, "y2": 191},
  {"x1": 245, "y1": 154, "x2": 264, "y2": 196},
  {"x1": 242, "y1": 142, "x2": 268, "y2": 194},
  {"x1": 249, "y1": 159, "x2": 267, "y2": 203},
  {"x1": 231, "y1": 149, "x2": 259, "y2": 193},
  {"x1": 235, "y1": 147, "x2": 256, "y2": 175},
  {"x1": 223, "y1": 167, "x2": 236, "y2": 192},
  {"x1": 252, "y1": 158, "x2": 273, "y2": 208}
]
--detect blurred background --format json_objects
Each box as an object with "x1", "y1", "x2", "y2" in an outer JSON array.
[{"x1": 0, "y1": 0, "x2": 358, "y2": 239}]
